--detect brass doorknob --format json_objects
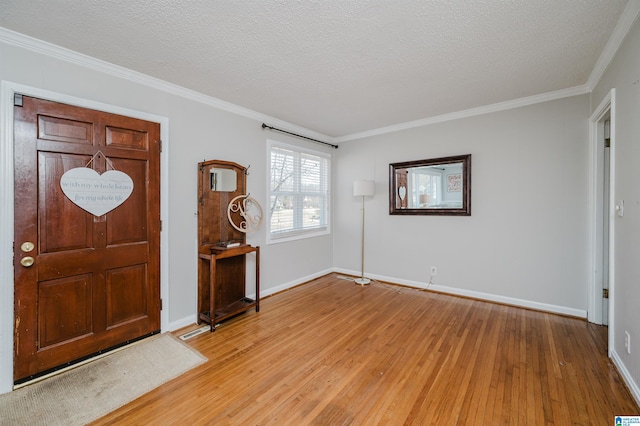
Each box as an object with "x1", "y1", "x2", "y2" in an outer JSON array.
[{"x1": 20, "y1": 256, "x2": 34, "y2": 267}]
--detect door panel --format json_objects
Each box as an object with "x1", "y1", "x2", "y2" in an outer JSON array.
[
  {"x1": 106, "y1": 125, "x2": 148, "y2": 150},
  {"x1": 106, "y1": 264, "x2": 148, "y2": 327},
  {"x1": 107, "y1": 158, "x2": 148, "y2": 245},
  {"x1": 14, "y1": 96, "x2": 161, "y2": 383},
  {"x1": 38, "y1": 275, "x2": 93, "y2": 348},
  {"x1": 37, "y1": 114, "x2": 93, "y2": 145},
  {"x1": 38, "y1": 153, "x2": 94, "y2": 253}
]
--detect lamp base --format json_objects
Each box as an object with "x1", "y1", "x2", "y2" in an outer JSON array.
[{"x1": 354, "y1": 277, "x2": 371, "y2": 286}]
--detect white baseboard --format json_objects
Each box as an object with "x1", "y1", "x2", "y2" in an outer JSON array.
[
  {"x1": 335, "y1": 270, "x2": 640, "y2": 400},
  {"x1": 611, "y1": 349, "x2": 640, "y2": 407},
  {"x1": 256, "y1": 268, "x2": 334, "y2": 298},
  {"x1": 169, "y1": 268, "x2": 640, "y2": 408},
  {"x1": 168, "y1": 315, "x2": 199, "y2": 332},
  {"x1": 332, "y1": 268, "x2": 587, "y2": 319},
  {"x1": 168, "y1": 268, "x2": 335, "y2": 332},
  {"x1": 171, "y1": 267, "x2": 588, "y2": 334}
]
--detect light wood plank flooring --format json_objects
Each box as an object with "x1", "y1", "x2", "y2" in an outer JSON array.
[{"x1": 93, "y1": 274, "x2": 639, "y2": 425}]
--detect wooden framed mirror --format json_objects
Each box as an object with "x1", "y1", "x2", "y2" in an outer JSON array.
[
  {"x1": 389, "y1": 154, "x2": 471, "y2": 216},
  {"x1": 198, "y1": 160, "x2": 246, "y2": 245}
]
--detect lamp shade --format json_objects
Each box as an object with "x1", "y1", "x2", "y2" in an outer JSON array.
[{"x1": 353, "y1": 180, "x2": 375, "y2": 197}]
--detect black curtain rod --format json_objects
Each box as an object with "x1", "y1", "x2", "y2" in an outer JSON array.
[{"x1": 262, "y1": 123, "x2": 338, "y2": 149}]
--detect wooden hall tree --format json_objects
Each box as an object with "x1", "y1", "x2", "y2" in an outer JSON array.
[{"x1": 197, "y1": 160, "x2": 260, "y2": 332}]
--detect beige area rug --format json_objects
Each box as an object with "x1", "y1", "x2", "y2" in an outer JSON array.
[{"x1": 0, "y1": 333, "x2": 207, "y2": 426}]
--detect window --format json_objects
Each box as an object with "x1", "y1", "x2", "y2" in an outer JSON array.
[
  {"x1": 267, "y1": 140, "x2": 331, "y2": 243},
  {"x1": 410, "y1": 168, "x2": 441, "y2": 207}
]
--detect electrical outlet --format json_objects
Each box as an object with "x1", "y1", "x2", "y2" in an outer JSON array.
[
  {"x1": 430, "y1": 266, "x2": 438, "y2": 276},
  {"x1": 625, "y1": 331, "x2": 631, "y2": 354}
]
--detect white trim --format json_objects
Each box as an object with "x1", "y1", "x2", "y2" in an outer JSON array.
[
  {"x1": 0, "y1": 24, "x2": 593, "y2": 146},
  {"x1": 266, "y1": 229, "x2": 331, "y2": 245},
  {"x1": 587, "y1": 91, "x2": 614, "y2": 326},
  {"x1": 260, "y1": 268, "x2": 334, "y2": 298},
  {"x1": 1, "y1": 22, "x2": 634, "y2": 149},
  {"x1": 611, "y1": 349, "x2": 640, "y2": 407},
  {"x1": 3, "y1": 17, "x2": 635, "y2": 149},
  {"x1": 588, "y1": 90, "x2": 618, "y2": 358},
  {"x1": 168, "y1": 315, "x2": 199, "y2": 333},
  {"x1": 335, "y1": 85, "x2": 589, "y2": 143},
  {"x1": 0, "y1": 82, "x2": 170, "y2": 394},
  {"x1": 332, "y1": 268, "x2": 587, "y2": 319},
  {"x1": 0, "y1": 84, "x2": 15, "y2": 395},
  {"x1": 608, "y1": 91, "x2": 617, "y2": 358},
  {"x1": 0, "y1": 26, "x2": 330, "y2": 147},
  {"x1": 336, "y1": 2, "x2": 640, "y2": 144},
  {"x1": 586, "y1": 1, "x2": 640, "y2": 91},
  {"x1": 167, "y1": 267, "x2": 334, "y2": 333},
  {"x1": 266, "y1": 139, "x2": 332, "y2": 245}
]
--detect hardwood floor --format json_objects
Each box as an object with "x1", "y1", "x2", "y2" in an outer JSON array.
[{"x1": 92, "y1": 274, "x2": 639, "y2": 425}]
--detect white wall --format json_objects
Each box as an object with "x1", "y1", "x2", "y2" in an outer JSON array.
[
  {"x1": 0, "y1": 32, "x2": 334, "y2": 391},
  {"x1": 334, "y1": 94, "x2": 590, "y2": 316},
  {"x1": 592, "y1": 12, "x2": 640, "y2": 404}
]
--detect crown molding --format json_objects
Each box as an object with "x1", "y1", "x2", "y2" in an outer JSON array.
[
  {"x1": 586, "y1": 0, "x2": 640, "y2": 91},
  {"x1": 337, "y1": 2, "x2": 640, "y2": 143},
  {"x1": 0, "y1": 26, "x2": 332, "y2": 145},
  {"x1": 2, "y1": 2, "x2": 636, "y2": 147},
  {"x1": 336, "y1": 84, "x2": 590, "y2": 143}
]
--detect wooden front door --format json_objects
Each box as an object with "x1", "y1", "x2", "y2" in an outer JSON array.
[{"x1": 13, "y1": 96, "x2": 161, "y2": 383}]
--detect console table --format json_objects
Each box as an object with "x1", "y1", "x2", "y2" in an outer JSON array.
[{"x1": 198, "y1": 243, "x2": 260, "y2": 332}]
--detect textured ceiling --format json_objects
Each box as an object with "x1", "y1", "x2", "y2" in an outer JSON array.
[{"x1": 0, "y1": 0, "x2": 629, "y2": 138}]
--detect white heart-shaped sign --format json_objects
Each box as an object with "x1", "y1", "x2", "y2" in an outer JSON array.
[
  {"x1": 60, "y1": 167, "x2": 134, "y2": 216},
  {"x1": 398, "y1": 186, "x2": 406, "y2": 201}
]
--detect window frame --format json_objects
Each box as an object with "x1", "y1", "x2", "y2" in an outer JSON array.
[{"x1": 266, "y1": 139, "x2": 331, "y2": 244}]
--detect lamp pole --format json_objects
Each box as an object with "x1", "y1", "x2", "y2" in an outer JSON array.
[
  {"x1": 355, "y1": 194, "x2": 370, "y2": 285},
  {"x1": 353, "y1": 180, "x2": 374, "y2": 285}
]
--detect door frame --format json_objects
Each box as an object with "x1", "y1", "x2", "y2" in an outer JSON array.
[
  {"x1": 588, "y1": 89, "x2": 615, "y2": 354},
  {"x1": 0, "y1": 81, "x2": 170, "y2": 393}
]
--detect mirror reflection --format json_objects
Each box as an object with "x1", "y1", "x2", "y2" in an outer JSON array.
[
  {"x1": 389, "y1": 154, "x2": 471, "y2": 216},
  {"x1": 400, "y1": 163, "x2": 463, "y2": 208},
  {"x1": 209, "y1": 167, "x2": 237, "y2": 192}
]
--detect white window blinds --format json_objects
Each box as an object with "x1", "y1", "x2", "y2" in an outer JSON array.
[{"x1": 267, "y1": 140, "x2": 331, "y2": 243}]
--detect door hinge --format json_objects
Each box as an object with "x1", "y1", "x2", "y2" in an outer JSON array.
[
  {"x1": 158, "y1": 140, "x2": 162, "y2": 153},
  {"x1": 603, "y1": 288, "x2": 609, "y2": 299},
  {"x1": 605, "y1": 138, "x2": 611, "y2": 148},
  {"x1": 14, "y1": 93, "x2": 23, "y2": 107},
  {"x1": 160, "y1": 298, "x2": 163, "y2": 310},
  {"x1": 160, "y1": 220, "x2": 162, "y2": 232}
]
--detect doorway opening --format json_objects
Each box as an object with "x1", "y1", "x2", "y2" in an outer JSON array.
[{"x1": 589, "y1": 89, "x2": 615, "y2": 355}]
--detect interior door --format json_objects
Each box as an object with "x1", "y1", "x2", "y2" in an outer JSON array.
[
  {"x1": 13, "y1": 95, "x2": 161, "y2": 383},
  {"x1": 602, "y1": 119, "x2": 610, "y2": 326}
]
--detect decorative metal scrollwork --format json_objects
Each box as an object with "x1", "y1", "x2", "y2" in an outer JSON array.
[{"x1": 227, "y1": 194, "x2": 264, "y2": 233}]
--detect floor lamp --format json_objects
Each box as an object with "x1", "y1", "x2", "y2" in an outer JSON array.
[{"x1": 353, "y1": 180, "x2": 375, "y2": 285}]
